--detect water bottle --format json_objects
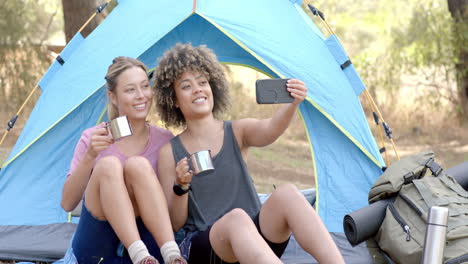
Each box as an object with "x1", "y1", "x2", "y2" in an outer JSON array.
[{"x1": 421, "y1": 206, "x2": 449, "y2": 264}]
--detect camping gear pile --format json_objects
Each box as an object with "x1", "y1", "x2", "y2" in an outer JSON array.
[{"x1": 344, "y1": 153, "x2": 468, "y2": 263}]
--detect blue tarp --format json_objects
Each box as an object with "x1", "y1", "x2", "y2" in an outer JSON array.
[{"x1": 0, "y1": 0, "x2": 384, "y2": 261}]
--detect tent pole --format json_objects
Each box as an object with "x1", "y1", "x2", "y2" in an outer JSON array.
[
  {"x1": 0, "y1": 130, "x2": 8, "y2": 148},
  {"x1": 364, "y1": 93, "x2": 390, "y2": 165},
  {"x1": 78, "y1": 13, "x2": 98, "y2": 34},
  {"x1": 377, "y1": 120, "x2": 390, "y2": 164},
  {"x1": 363, "y1": 90, "x2": 400, "y2": 160},
  {"x1": 78, "y1": 0, "x2": 113, "y2": 33},
  {"x1": 304, "y1": 0, "x2": 400, "y2": 162},
  {"x1": 0, "y1": 84, "x2": 39, "y2": 148}
]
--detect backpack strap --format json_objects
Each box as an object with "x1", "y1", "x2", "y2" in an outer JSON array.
[
  {"x1": 439, "y1": 174, "x2": 468, "y2": 198},
  {"x1": 403, "y1": 172, "x2": 417, "y2": 184},
  {"x1": 449, "y1": 207, "x2": 468, "y2": 217},
  {"x1": 413, "y1": 177, "x2": 466, "y2": 208},
  {"x1": 424, "y1": 158, "x2": 443, "y2": 176},
  {"x1": 448, "y1": 217, "x2": 468, "y2": 232},
  {"x1": 403, "y1": 157, "x2": 441, "y2": 184}
]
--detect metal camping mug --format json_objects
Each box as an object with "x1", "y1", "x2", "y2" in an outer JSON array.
[
  {"x1": 189, "y1": 150, "x2": 215, "y2": 176},
  {"x1": 421, "y1": 206, "x2": 449, "y2": 264},
  {"x1": 107, "y1": 116, "x2": 133, "y2": 140}
]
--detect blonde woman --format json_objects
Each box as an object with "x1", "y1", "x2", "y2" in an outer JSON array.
[{"x1": 61, "y1": 57, "x2": 187, "y2": 264}]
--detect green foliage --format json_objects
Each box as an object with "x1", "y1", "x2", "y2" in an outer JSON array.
[
  {"x1": 385, "y1": 0, "x2": 459, "y2": 110},
  {"x1": 0, "y1": 0, "x2": 62, "y2": 126},
  {"x1": 302, "y1": 0, "x2": 463, "y2": 117},
  {"x1": 393, "y1": 1, "x2": 454, "y2": 69}
]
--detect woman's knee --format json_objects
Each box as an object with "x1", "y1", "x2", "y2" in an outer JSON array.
[
  {"x1": 270, "y1": 183, "x2": 301, "y2": 202},
  {"x1": 124, "y1": 156, "x2": 152, "y2": 172},
  {"x1": 210, "y1": 209, "x2": 258, "y2": 263},
  {"x1": 124, "y1": 156, "x2": 156, "y2": 182},
  {"x1": 221, "y1": 208, "x2": 255, "y2": 228},
  {"x1": 92, "y1": 156, "x2": 123, "y2": 182},
  {"x1": 211, "y1": 208, "x2": 258, "y2": 249}
]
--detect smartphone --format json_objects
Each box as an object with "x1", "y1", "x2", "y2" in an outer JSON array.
[{"x1": 255, "y1": 78, "x2": 294, "y2": 104}]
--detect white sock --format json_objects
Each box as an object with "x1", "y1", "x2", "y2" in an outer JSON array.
[
  {"x1": 128, "y1": 240, "x2": 150, "y2": 264},
  {"x1": 160, "y1": 241, "x2": 181, "y2": 263}
]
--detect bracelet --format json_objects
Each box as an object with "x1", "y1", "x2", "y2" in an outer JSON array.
[{"x1": 173, "y1": 183, "x2": 191, "y2": 196}]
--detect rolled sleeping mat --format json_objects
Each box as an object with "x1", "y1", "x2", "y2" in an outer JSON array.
[
  {"x1": 343, "y1": 198, "x2": 394, "y2": 246},
  {"x1": 446, "y1": 161, "x2": 468, "y2": 190},
  {"x1": 343, "y1": 161, "x2": 468, "y2": 246}
]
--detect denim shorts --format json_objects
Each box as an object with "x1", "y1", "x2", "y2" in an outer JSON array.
[{"x1": 71, "y1": 202, "x2": 163, "y2": 264}]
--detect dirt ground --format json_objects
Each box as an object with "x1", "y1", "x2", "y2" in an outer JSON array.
[{"x1": 248, "y1": 124, "x2": 468, "y2": 193}]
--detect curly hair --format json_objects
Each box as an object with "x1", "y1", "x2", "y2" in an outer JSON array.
[{"x1": 153, "y1": 43, "x2": 230, "y2": 128}]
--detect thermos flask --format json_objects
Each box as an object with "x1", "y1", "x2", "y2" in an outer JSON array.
[{"x1": 421, "y1": 206, "x2": 449, "y2": 264}]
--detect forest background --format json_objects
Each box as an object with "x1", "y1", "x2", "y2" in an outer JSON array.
[{"x1": 0, "y1": 0, "x2": 467, "y2": 203}]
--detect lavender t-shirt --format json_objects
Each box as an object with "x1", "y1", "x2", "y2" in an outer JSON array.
[{"x1": 68, "y1": 124, "x2": 174, "y2": 177}]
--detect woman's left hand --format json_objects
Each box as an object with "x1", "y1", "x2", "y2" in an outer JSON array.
[{"x1": 286, "y1": 79, "x2": 307, "y2": 106}]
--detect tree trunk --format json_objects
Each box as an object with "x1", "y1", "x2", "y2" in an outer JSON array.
[
  {"x1": 447, "y1": 0, "x2": 468, "y2": 123},
  {"x1": 61, "y1": 0, "x2": 103, "y2": 43}
]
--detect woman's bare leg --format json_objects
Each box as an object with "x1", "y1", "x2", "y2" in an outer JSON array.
[
  {"x1": 209, "y1": 208, "x2": 282, "y2": 264},
  {"x1": 84, "y1": 156, "x2": 140, "y2": 248},
  {"x1": 123, "y1": 156, "x2": 175, "y2": 246},
  {"x1": 259, "y1": 184, "x2": 344, "y2": 264}
]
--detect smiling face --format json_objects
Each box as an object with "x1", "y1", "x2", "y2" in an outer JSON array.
[
  {"x1": 153, "y1": 43, "x2": 231, "y2": 128},
  {"x1": 173, "y1": 70, "x2": 214, "y2": 120},
  {"x1": 108, "y1": 66, "x2": 152, "y2": 122}
]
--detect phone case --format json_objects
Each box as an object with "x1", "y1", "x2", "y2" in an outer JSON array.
[{"x1": 255, "y1": 79, "x2": 294, "y2": 104}]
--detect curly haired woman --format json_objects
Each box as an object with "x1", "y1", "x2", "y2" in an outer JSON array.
[{"x1": 154, "y1": 43, "x2": 345, "y2": 264}]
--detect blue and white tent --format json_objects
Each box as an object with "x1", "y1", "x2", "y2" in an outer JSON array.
[{"x1": 0, "y1": 0, "x2": 385, "y2": 262}]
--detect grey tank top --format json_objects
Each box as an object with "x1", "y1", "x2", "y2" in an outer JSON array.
[{"x1": 170, "y1": 121, "x2": 261, "y2": 232}]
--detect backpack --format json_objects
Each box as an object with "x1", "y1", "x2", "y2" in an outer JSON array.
[{"x1": 368, "y1": 151, "x2": 468, "y2": 264}]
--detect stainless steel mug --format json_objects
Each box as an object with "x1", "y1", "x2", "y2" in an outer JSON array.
[
  {"x1": 189, "y1": 150, "x2": 215, "y2": 176},
  {"x1": 421, "y1": 206, "x2": 448, "y2": 264},
  {"x1": 107, "y1": 116, "x2": 133, "y2": 140}
]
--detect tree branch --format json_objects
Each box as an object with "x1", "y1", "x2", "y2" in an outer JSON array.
[{"x1": 40, "y1": 9, "x2": 58, "y2": 46}]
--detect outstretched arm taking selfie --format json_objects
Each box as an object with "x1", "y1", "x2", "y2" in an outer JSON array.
[{"x1": 236, "y1": 79, "x2": 307, "y2": 149}]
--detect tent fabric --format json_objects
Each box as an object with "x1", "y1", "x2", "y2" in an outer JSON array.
[
  {"x1": 0, "y1": 0, "x2": 384, "y2": 261},
  {"x1": 38, "y1": 33, "x2": 85, "y2": 91},
  {"x1": 0, "y1": 89, "x2": 107, "y2": 225},
  {"x1": 299, "y1": 100, "x2": 383, "y2": 231},
  {"x1": 325, "y1": 35, "x2": 366, "y2": 96}
]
